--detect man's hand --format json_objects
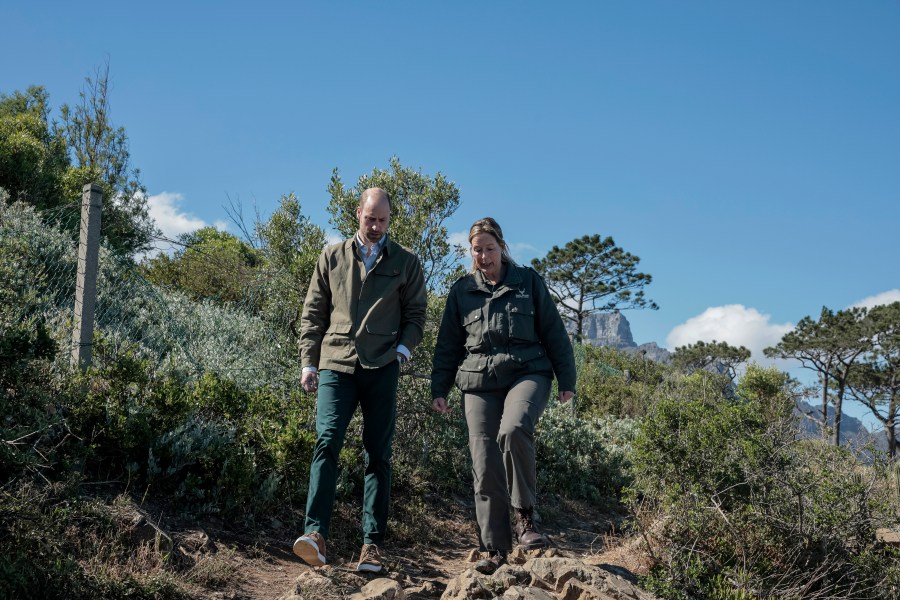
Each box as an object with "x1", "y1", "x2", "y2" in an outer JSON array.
[
  {"x1": 301, "y1": 370, "x2": 319, "y2": 393},
  {"x1": 557, "y1": 390, "x2": 574, "y2": 403},
  {"x1": 432, "y1": 397, "x2": 450, "y2": 414}
]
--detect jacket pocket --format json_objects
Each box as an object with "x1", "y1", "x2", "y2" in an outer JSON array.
[
  {"x1": 365, "y1": 323, "x2": 398, "y2": 337},
  {"x1": 371, "y1": 268, "x2": 401, "y2": 294},
  {"x1": 327, "y1": 322, "x2": 353, "y2": 334},
  {"x1": 462, "y1": 309, "x2": 484, "y2": 346},
  {"x1": 323, "y1": 321, "x2": 353, "y2": 353},
  {"x1": 456, "y1": 354, "x2": 488, "y2": 391},
  {"x1": 507, "y1": 302, "x2": 537, "y2": 341},
  {"x1": 462, "y1": 309, "x2": 482, "y2": 329},
  {"x1": 364, "y1": 323, "x2": 399, "y2": 359}
]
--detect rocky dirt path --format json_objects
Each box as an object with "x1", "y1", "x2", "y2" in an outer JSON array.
[
  {"x1": 183, "y1": 503, "x2": 645, "y2": 599},
  {"x1": 190, "y1": 522, "x2": 478, "y2": 599}
]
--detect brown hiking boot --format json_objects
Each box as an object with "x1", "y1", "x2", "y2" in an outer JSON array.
[
  {"x1": 293, "y1": 531, "x2": 327, "y2": 566},
  {"x1": 356, "y1": 543, "x2": 384, "y2": 573},
  {"x1": 514, "y1": 507, "x2": 548, "y2": 549},
  {"x1": 475, "y1": 550, "x2": 507, "y2": 574}
]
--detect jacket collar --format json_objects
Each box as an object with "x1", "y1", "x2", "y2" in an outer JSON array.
[
  {"x1": 347, "y1": 234, "x2": 395, "y2": 257},
  {"x1": 463, "y1": 262, "x2": 523, "y2": 293}
]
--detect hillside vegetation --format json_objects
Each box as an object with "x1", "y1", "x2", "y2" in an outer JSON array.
[
  {"x1": 3, "y1": 78, "x2": 900, "y2": 596},
  {"x1": 2, "y1": 187, "x2": 899, "y2": 599}
]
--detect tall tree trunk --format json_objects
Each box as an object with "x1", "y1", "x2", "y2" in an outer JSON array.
[
  {"x1": 832, "y1": 384, "x2": 843, "y2": 446},
  {"x1": 821, "y1": 372, "x2": 830, "y2": 441},
  {"x1": 575, "y1": 292, "x2": 585, "y2": 343},
  {"x1": 886, "y1": 420, "x2": 896, "y2": 461},
  {"x1": 891, "y1": 393, "x2": 898, "y2": 461},
  {"x1": 832, "y1": 360, "x2": 857, "y2": 447}
]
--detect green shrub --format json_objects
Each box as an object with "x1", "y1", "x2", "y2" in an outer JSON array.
[
  {"x1": 536, "y1": 401, "x2": 637, "y2": 503},
  {"x1": 0, "y1": 237, "x2": 78, "y2": 484},
  {"x1": 60, "y1": 350, "x2": 318, "y2": 518},
  {"x1": 391, "y1": 296, "x2": 472, "y2": 496},
  {"x1": 237, "y1": 383, "x2": 317, "y2": 500},
  {"x1": 629, "y1": 364, "x2": 900, "y2": 599},
  {"x1": 574, "y1": 343, "x2": 669, "y2": 419},
  {"x1": 147, "y1": 414, "x2": 279, "y2": 517}
]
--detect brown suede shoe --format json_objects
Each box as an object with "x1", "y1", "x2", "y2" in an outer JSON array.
[
  {"x1": 356, "y1": 543, "x2": 384, "y2": 573},
  {"x1": 474, "y1": 550, "x2": 507, "y2": 574},
  {"x1": 293, "y1": 531, "x2": 327, "y2": 566},
  {"x1": 514, "y1": 507, "x2": 549, "y2": 549}
]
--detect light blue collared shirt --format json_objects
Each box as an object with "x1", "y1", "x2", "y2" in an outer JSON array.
[{"x1": 356, "y1": 232, "x2": 386, "y2": 273}]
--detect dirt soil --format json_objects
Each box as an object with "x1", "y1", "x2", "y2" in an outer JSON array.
[{"x1": 156, "y1": 494, "x2": 650, "y2": 599}]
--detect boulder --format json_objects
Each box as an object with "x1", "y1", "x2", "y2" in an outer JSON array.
[
  {"x1": 877, "y1": 528, "x2": 900, "y2": 546},
  {"x1": 558, "y1": 578, "x2": 612, "y2": 600},
  {"x1": 441, "y1": 567, "x2": 497, "y2": 599},
  {"x1": 501, "y1": 586, "x2": 555, "y2": 599},
  {"x1": 286, "y1": 568, "x2": 353, "y2": 599},
  {"x1": 440, "y1": 555, "x2": 660, "y2": 600},
  {"x1": 350, "y1": 578, "x2": 406, "y2": 600}
]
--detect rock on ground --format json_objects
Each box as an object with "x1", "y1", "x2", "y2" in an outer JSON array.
[
  {"x1": 351, "y1": 578, "x2": 407, "y2": 600},
  {"x1": 440, "y1": 555, "x2": 660, "y2": 600}
]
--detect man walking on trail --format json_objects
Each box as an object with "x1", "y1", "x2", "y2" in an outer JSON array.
[{"x1": 293, "y1": 187, "x2": 427, "y2": 573}]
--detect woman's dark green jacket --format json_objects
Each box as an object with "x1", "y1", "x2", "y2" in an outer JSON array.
[{"x1": 431, "y1": 263, "x2": 576, "y2": 398}]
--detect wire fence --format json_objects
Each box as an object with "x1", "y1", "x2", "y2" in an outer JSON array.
[{"x1": 1, "y1": 194, "x2": 301, "y2": 391}]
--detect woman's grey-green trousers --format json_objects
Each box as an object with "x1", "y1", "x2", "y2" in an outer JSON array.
[{"x1": 462, "y1": 374, "x2": 551, "y2": 551}]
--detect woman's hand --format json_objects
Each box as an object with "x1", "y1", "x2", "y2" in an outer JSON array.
[
  {"x1": 432, "y1": 397, "x2": 451, "y2": 414},
  {"x1": 557, "y1": 390, "x2": 574, "y2": 404}
]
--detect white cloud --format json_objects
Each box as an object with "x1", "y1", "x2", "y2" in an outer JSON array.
[
  {"x1": 666, "y1": 304, "x2": 794, "y2": 363},
  {"x1": 850, "y1": 289, "x2": 900, "y2": 310},
  {"x1": 325, "y1": 231, "x2": 343, "y2": 246},
  {"x1": 147, "y1": 192, "x2": 209, "y2": 240},
  {"x1": 448, "y1": 230, "x2": 469, "y2": 247},
  {"x1": 142, "y1": 192, "x2": 221, "y2": 257}
]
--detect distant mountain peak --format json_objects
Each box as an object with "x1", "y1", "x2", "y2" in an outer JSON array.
[
  {"x1": 573, "y1": 312, "x2": 673, "y2": 363},
  {"x1": 573, "y1": 311, "x2": 636, "y2": 349}
]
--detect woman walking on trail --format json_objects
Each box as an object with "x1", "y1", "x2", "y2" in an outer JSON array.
[{"x1": 430, "y1": 217, "x2": 576, "y2": 575}]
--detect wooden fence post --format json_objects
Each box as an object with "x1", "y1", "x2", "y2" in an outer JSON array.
[{"x1": 71, "y1": 183, "x2": 103, "y2": 370}]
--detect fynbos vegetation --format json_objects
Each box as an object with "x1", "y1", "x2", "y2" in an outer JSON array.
[{"x1": 2, "y1": 77, "x2": 899, "y2": 596}]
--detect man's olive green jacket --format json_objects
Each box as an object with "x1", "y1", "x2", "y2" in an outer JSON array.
[
  {"x1": 431, "y1": 263, "x2": 576, "y2": 397},
  {"x1": 299, "y1": 237, "x2": 427, "y2": 374}
]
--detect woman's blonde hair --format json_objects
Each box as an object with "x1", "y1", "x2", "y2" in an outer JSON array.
[{"x1": 468, "y1": 217, "x2": 515, "y2": 273}]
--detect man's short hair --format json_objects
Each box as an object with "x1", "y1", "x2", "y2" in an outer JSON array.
[{"x1": 360, "y1": 187, "x2": 392, "y2": 210}]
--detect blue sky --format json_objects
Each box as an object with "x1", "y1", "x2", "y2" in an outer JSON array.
[{"x1": 4, "y1": 2, "x2": 899, "y2": 425}]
